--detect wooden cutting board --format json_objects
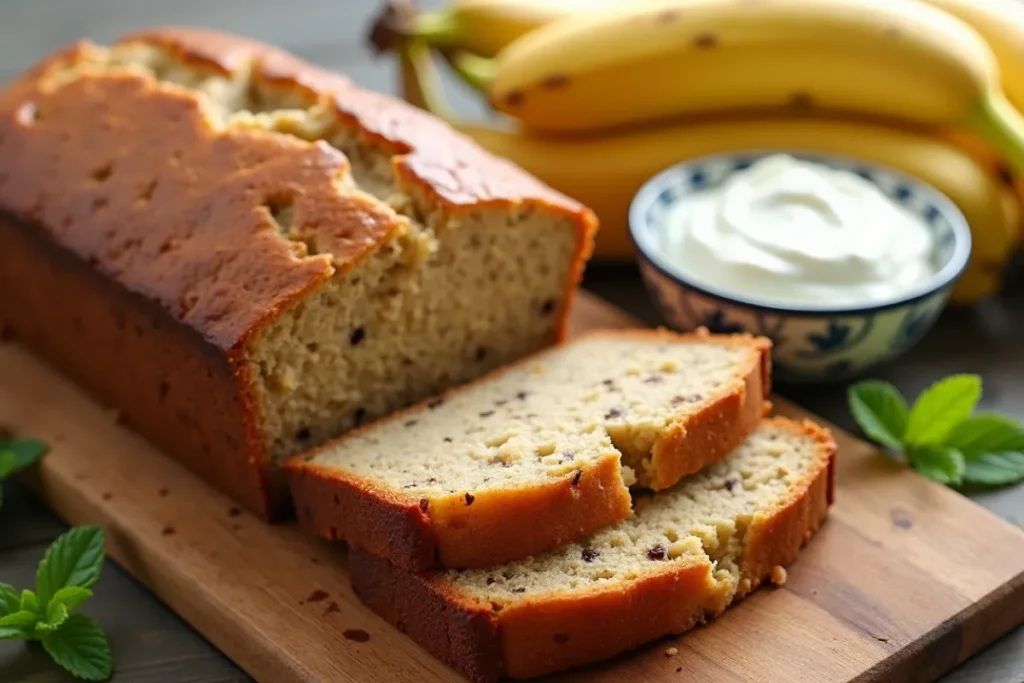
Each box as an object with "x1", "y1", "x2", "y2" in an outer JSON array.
[{"x1": 3, "y1": 290, "x2": 1024, "y2": 683}]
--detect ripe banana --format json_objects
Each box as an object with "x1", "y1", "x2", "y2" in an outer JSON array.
[
  {"x1": 402, "y1": 0, "x2": 1024, "y2": 118},
  {"x1": 461, "y1": 0, "x2": 1024, "y2": 175},
  {"x1": 398, "y1": 41, "x2": 1018, "y2": 304}
]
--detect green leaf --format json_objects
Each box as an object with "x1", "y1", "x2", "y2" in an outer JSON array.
[
  {"x1": 0, "y1": 450, "x2": 14, "y2": 479},
  {"x1": 946, "y1": 413, "x2": 1024, "y2": 457},
  {"x1": 848, "y1": 381, "x2": 909, "y2": 450},
  {"x1": 963, "y1": 451, "x2": 1024, "y2": 486},
  {"x1": 49, "y1": 587, "x2": 93, "y2": 616},
  {"x1": 910, "y1": 445, "x2": 966, "y2": 485},
  {"x1": 41, "y1": 615, "x2": 112, "y2": 681},
  {"x1": 36, "y1": 526, "x2": 105, "y2": 609},
  {"x1": 42, "y1": 602, "x2": 70, "y2": 632},
  {"x1": 905, "y1": 375, "x2": 982, "y2": 447},
  {"x1": 20, "y1": 589, "x2": 39, "y2": 615},
  {"x1": 0, "y1": 610, "x2": 39, "y2": 630},
  {"x1": 7, "y1": 438, "x2": 48, "y2": 472},
  {"x1": 0, "y1": 583, "x2": 20, "y2": 616},
  {"x1": 0, "y1": 625, "x2": 29, "y2": 640}
]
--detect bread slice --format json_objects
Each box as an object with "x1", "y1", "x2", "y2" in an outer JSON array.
[
  {"x1": 349, "y1": 418, "x2": 836, "y2": 682},
  {"x1": 286, "y1": 329, "x2": 770, "y2": 570}
]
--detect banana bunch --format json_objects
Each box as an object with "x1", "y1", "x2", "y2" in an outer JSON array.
[{"x1": 372, "y1": 0, "x2": 1024, "y2": 304}]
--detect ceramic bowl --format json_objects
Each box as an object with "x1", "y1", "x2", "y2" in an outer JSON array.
[{"x1": 628, "y1": 150, "x2": 973, "y2": 384}]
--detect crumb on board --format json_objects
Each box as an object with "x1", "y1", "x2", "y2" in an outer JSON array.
[
  {"x1": 665, "y1": 646, "x2": 679, "y2": 657},
  {"x1": 771, "y1": 565, "x2": 788, "y2": 586}
]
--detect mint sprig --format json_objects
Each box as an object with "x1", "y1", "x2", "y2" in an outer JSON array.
[
  {"x1": 0, "y1": 526, "x2": 112, "y2": 681},
  {"x1": 848, "y1": 375, "x2": 1024, "y2": 487}
]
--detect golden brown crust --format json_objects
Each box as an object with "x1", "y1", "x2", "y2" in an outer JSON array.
[
  {"x1": 348, "y1": 417, "x2": 837, "y2": 683},
  {"x1": 289, "y1": 451, "x2": 633, "y2": 572},
  {"x1": 0, "y1": 27, "x2": 595, "y2": 518},
  {"x1": 0, "y1": 215, "x2": 278, "y2": 517},
  {"x1": 285, "y1": 330, "x2": 770, "y2": 569},
  {"x1": 739, "y1": 419, "x2": 837, "y2": 586},
  {"x1": 647, "y1": 334, "x2": 771, "y2": 490}
]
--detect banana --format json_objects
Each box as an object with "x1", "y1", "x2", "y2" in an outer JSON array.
[
  {"x1": 402, "y1": 0, "x2": 1024, "y2": 119},
  {"x1": 924, "y1": 0, "x2": 1024, "y2": 114},
  {"x1": 398, "y1": 41, "x2": 1018, "y2": 303},
  {"x1": 461, "y1": 0, "x2": 1024, "y2": 174}
]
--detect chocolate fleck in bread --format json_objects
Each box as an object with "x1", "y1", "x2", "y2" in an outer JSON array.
[
  {"x1": 0, "y1": 28, "x2": 596, "y2": 519},
  {"x1": 350, "y1": 418, "x2": 836, "y2": 682},
  {"x1": 286, "y1": 329, "x2": 771, "y2": 570}
]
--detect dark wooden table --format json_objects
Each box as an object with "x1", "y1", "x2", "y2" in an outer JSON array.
[{"x1": 2, "y1": 1, "x2": 1024, "y2": 681}]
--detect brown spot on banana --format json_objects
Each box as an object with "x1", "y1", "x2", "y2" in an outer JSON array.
[
  {"x1": 503, "y1": 90, "x2": 526, "y2": 107},
  {"x1": 789, "y1": 91, "x2": 815, "y2": 109},
  {"x1": 657, "y1": 9, "x2": 680, "y2": 22},
  {"x1": 996, "y1": 164, "x2": 1016, "y2": 187},
  {"x1": 885, "y1": 26, "x2": 902, "y2": 39},
  {"x1": 694, "y1": 33, "x2": 718, "y2": 49},
  {"x1": 540, "y1": 74, "x2": 570, "y2": 89}
]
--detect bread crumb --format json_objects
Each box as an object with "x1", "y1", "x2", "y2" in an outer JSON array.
[
  {"x1": 664, "y1": 646, "x2": 678, "y2": 657},
  {"x1": 738, "y1": 577, "x2": 752, "y2": 594},
  {"x1": 625, "y1": 364, "x2": 641, "y2": 376},
  {"x1": 659, "y1": 359, "x2": 679, "y2": 372},
  {"x1": 771, "y1": 565, "x2": 788, "y2": 586}
]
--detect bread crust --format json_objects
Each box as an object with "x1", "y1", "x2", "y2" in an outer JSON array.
[
  {"x1": 644, "y1": 330, "x2": 772, "y2": 490},
  {"x1": 290, "y1": 450, "x2": 634, "y2": 572},
  {"x1": 349, "y1": 418, "x2": 837, "y2": 682},
  {"x1": 0, "y1": 27, "x2": 595, "y2": 519},
  {"x1": 286, "y1": 329, "x2": 771, "y2": 570}
]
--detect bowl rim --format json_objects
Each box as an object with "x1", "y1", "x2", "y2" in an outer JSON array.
[{"x1": 627, "y1": 148, "x2": 974, "y2": 317}]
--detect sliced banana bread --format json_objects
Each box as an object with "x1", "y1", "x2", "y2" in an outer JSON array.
[
  {"x1": 0, "y1": 28, "x2": 596, "y2": 520},
  {"x1": 350, "y1": 418, "x2": 836, "y2": 682},
  {"x1": 286, "y1": 329, "x2": 771, "y2": 570}
]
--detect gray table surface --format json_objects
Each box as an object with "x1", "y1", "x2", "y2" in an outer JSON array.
[{"x1": 2, "y1": 1, "x2": 1024, "y2": 681}]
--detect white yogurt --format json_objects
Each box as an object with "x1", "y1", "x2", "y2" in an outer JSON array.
[{"x1": 657, "y1": 154, "x2": 937, "y2": 307}]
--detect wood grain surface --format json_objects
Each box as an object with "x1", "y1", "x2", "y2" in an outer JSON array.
[{"x1": 2, "y1": 291, "x2": 1023, "y2": 683}]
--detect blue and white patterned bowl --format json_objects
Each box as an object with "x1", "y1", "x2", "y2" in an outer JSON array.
[{"x1": 628, "y1": 150, "x2": 973, "y2": 384}]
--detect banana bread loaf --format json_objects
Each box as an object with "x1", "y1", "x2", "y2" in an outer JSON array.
[
  {"x1": 0, "y1": 27, "x2": 596, "y2": 520},
  {"x1": 350, "y1": 418, "x2": 836, "y2": 682},
  {"x1": 287, "y1": 329, "x2": 771, "y2": 570}
]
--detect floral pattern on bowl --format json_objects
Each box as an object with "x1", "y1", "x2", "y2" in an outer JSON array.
[{"x1": 629, "y1": 151, "x2": 972, "y2": 384}]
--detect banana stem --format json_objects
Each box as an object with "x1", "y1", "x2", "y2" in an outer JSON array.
[
  {"x1": 441, "y1": 50, "x2": 496, "y2": 93},
  {"x1": 397, "y1": 40, "x2": 464, "y2": 125},
  {"x1": 969, "y1": 94, "x2": 1024, "y2": 174},
  {"x1": 411, "y1": 11, "x2": 462, "y2": 47}
]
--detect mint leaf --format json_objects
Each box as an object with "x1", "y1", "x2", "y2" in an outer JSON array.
[
  {"x1": 36, "y1": 526, "x2": 105, "y2": 609},
  {"x1": 20, "y1": 589, "x2": 39, "y2": 615},
  {"x1": 41, "y1": 615, "x2": 112, "y2": 681},
  {"x1": 0, "y1": 450, "x2": 14, "y2": 479},
  {"x1": 0, "y1": 626, "x2": 29, "y2": 640},
  {"x1": 848, "y1": 380, "x2": 909, "y2": 450},
  {"x1": 910, "y1": 445, "x2": 966, "y2": 484},
  {"x1": 0, "y1": 610, "x2": 39, "y2": 630},
  {"x1": 963, "y1": 452, "x2": 1024, "y2": 486},
  {"x1": 7, "y1": 439, "x2": 48, "y2": 472},
  {"x1": 946, "y1": 413, "x2": 1024, "y2": 457},
  {"x1": 0, "y1": 583, "x2": 19, "y2": 616},
  {"x1": 41, "y1": 602, "x2": 70, "y2": 633},
  {"x1": 49, "y1": 587, "x2": 93, "y2": 616},
  {"x1": 905, "y1": 375, "x2": 982, "y2": 446}
]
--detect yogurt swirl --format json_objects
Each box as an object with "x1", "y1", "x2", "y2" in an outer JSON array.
[{"x1": 658, "y1": 154, "x2": 936, "y2": 307}]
